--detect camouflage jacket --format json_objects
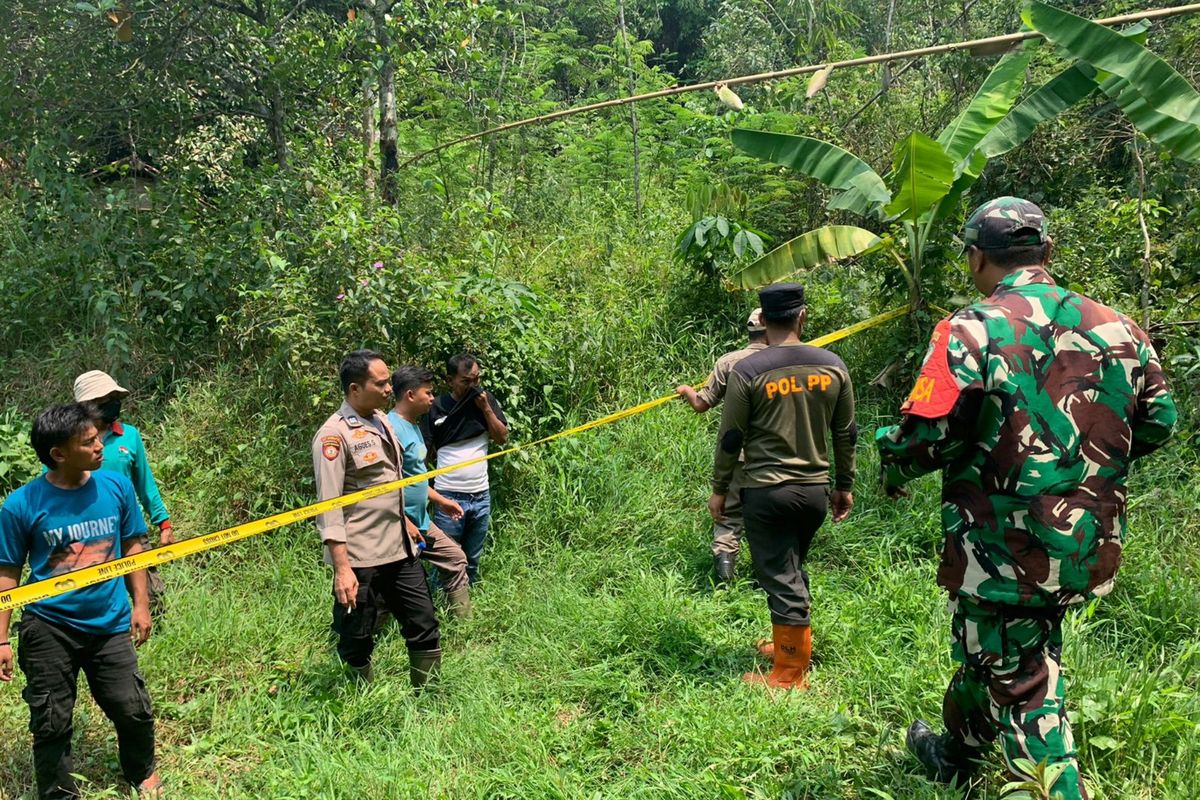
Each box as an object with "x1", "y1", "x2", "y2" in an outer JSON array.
[{"x1": 875, "y1": 267, "x2": 1177, "y2": 606}]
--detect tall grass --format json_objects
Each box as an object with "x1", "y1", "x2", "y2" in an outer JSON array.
[
  {"x1": 1, "y1": 357, "x2": 1195, "y2": 799},
  {"x1": 0, "y1": 188, "x2": 1196, "y2": 798}
]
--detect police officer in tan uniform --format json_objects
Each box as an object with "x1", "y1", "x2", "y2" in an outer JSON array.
[
  {"x1": 677, "y1": 309, "x2": 769, "y2": 586},
  {"x1": 313, "y1": 350, "x2": 441, "y2": 686}
]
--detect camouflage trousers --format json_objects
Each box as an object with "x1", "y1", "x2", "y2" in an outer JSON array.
[
  {"x1": 944, "y1": 595, "x2": 1088, "y2": 800},
  {"x1": 712, "y1": 465, "x2": 744, "y2": 557}
]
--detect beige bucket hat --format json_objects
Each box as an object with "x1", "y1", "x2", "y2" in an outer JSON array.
[{"x1": 73, "y1": 370, "x2": 130, "y2": 403}]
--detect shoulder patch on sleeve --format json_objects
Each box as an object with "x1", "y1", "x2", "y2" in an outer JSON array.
[
  {"x1": 900, "y1": 318, "x2": 961, "y2": 419},
  {"x1": 321, "y1": 435, "x2": 341, "y2": 461}
]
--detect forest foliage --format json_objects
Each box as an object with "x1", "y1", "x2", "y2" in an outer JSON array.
[{"x1": 0, "y1": 2, "x2": 1199, "y2": 796}]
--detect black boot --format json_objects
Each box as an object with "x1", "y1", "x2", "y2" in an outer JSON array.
[
  {"x1": 713, "y1": 553, "x2": 736, "y2": 586},
  {"x1": 906, "y1": 720, "x2": 983, "y2": 786},
  {"x1": 409, "y1": 647, "x2": 442, "y2": 689}
]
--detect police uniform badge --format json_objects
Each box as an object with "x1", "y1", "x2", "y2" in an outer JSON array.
[{"x1": 321, "y1": 435, "x2": 341, "y2": 461}]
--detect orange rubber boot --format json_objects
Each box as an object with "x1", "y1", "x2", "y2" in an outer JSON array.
[
  {"x1": 742, "y1": 623, "x2": 810, "y2": 689},
  {"x1": 755, "y1": 639, "x2": 775, "y2": 659}
]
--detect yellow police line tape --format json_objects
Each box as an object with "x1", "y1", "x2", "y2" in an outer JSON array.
[{"x1": 0, "y1": 305, "x2": 911, "y2": 613}]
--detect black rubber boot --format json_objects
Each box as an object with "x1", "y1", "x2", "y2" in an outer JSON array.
[
  {"x1": 409, "y1": 647, "x2": 442, "y2": 689},
  {"x1": 714, "y1": 553, "x2": 736, "y2": 587},
  {"x1": 348, "y1": 662, "x2": 373, "y2": 684},
  {"x1": 906, "y1": 719, "x2": 983, "y2": 786},
  {"x1": 446, "y1": 586, "x2": 472, "y2": 619}
]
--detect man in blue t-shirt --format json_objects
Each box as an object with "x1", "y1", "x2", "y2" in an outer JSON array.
[
  {"x1": 0, "y1": 403, "x2": 162, "y2": 799},
  {"x1": 388, "y1": 365, "x2": 472, "y2": 619}
]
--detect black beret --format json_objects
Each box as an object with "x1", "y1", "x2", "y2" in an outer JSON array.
[{"x1": 758, "y1": 282, "x2": 806, "y2": 317}]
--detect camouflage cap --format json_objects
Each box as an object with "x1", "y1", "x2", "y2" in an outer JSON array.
[{"x1": 961, "y1": 196, "x2": 1048, "y2": 252}]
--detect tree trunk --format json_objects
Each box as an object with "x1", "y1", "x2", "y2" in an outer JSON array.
[
  {"x1": 1132, "y1": 133, "x2": 1153, "y2": 330},
  {"x1": 362, "y1": 71, "x2": 378, "y2": 195},
  {"x1": 618, "y1": 0, "x2": 641, "y2": 217},
  {"x1": 372, "y1": 2, "x2": 399, "y2": 204},
  {"x1": 268, "y1": 81, "x2": 288, "y2": 170}
]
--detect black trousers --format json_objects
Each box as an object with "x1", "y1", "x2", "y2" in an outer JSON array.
[
  {"x1": 741, "y1": 482, "x2": 829, "y2": 626},
  {"x1": 16, "y1": 614, "x2": 156, "y2": 800},
  {"x1": 331, "y1": 558, "x2": 440, "y2": 668}
]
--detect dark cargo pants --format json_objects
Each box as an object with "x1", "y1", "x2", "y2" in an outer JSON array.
[
  {"x1": 740, "y1": 481, "x2": 828, "y2": 626},
  {"x1": 16, "y1": 614, "x2": 156, "y2": 800},
  {"x1": 332, "y1": 557, "x2": 440, "y2": 668}
]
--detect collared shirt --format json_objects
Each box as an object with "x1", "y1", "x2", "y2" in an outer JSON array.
[
  {"x1": 697, "y1": 341, "x2": 768, "y2": 408},
  {"x1": 100, "y1": 420, "x2": 170, "y2": 526},
  {"x1": 876, "y1": 267, "x2": 1177, "y2": 607},
  {"x1": 312, "y1": 401, "x2": 416, "y2": 568}
]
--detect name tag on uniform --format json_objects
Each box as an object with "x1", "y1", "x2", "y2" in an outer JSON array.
[{"x1": 765, "y1": 374, "x2": 832, "y2": 400}]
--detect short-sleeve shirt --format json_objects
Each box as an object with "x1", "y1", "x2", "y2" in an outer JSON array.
[
  {"x1": 0, "y1": 471, "x2": 148, "y2": 634},
  {"x1": 38, "y1": 420, "x2": 171, "y2": 526},
  {"x1": 387, "y1": 411, "x2": 431, "y2": 533},
  {"x1": 429, "y1": 391, "x2": 507, "y2": 494}
]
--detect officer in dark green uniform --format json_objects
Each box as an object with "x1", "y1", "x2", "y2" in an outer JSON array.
[
  {"x1": 711, "y1": 283, "x2": 856, "y2": 690},
  {"x1": 876, "y1": 198, "x2": 1178, "y2": 798}
]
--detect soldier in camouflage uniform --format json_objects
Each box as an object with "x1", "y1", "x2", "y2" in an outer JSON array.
[
  {"x1": 876, "y1": 197, "x2": 1177, "y2": 798},
  {"x1": 677, "y1": 308, "x2": 769, "y2": 586}
]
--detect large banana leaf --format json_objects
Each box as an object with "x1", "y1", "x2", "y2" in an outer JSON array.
[
  {"x1": 977, "y1": 64, "x2": 1097, "y2": 158},
  {"x1": 1098, "y1": 72, "x2": 1200, "y2": 162},
  {"x1": 729, "y1": 225, "x2": 881, "y2": 289},
  {"x1": 929, "y1": 149, "x2": 987, "y2": 225},
  {"x1": 826, "y1": 172, "x2": 890, "y2": 219},
  {"x1": 1026, "y1": 1, "x2": 1200, "y2": 127},
  {"x1": 883, "y1": 132, "x2": 956, "y2": 222},
  {"x1": 977, "y1": 22, "x2": 1154, "y2": 159},
  {"x1": 937, "y1": 45, "x2": 1034, "y2": 162},
  {"x1": 731, "y1": 129, "x2": 890, "y2": 216}
]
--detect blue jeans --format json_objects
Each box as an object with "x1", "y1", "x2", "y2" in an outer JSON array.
[{"x1": 432, "y1": 489, "x2": 491, "y2": 585}]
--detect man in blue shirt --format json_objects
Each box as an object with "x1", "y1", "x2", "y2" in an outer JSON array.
[
  {"x1": 388, "y1": 365, "x2": 472, "y2": 619},
  {"x1": 0, "y1": 403, "x2": 162, "y2": 799},
  {"x1": 73, "y1": 371, "x2": 173, "y2": 612}
]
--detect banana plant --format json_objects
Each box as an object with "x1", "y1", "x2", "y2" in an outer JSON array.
[{"x1": 728, "y1": 1, "x2": 1200, "y2": 302}]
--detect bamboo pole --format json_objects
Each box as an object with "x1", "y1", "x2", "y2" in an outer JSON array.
[{"x1": 400, "y1": 3, "x2": 1200, "y2": 168}]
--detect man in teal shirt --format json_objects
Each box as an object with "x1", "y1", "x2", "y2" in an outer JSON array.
[
  {"x1": 73, "y1": 371, "x2": 173, "y2": 609},
  {"x1": 388, "y1": 365, "x2": 472, "y2": 619}
]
